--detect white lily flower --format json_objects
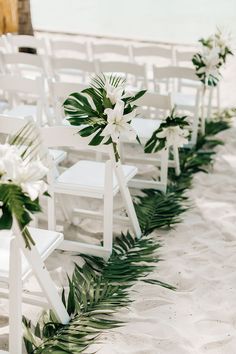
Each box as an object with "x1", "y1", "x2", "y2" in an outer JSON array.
[
  {"x1": 198, "y1": 47, "x2": 221, "y2": 84},
  {"x1": 214, "y1": 28, "x2": 232, "y2": 54},
  {"x1": 0, "y1": 143, "x2": 48, "y2": 201},
  {"x1": 0, "y1": 144, "x2": 22, "y2": 180},
  {"x1": 104, "y1": 77, "x2": 125, "y2": 104},
  {"x1": 14, "y1": 160, "x2": 48, "y2": 201},
  {"x1": 103, "y1": 101, "x2": 137, "y2": 143},
  {"x1": 157, "y1": 126, "x2": 189, "y2": 148}
]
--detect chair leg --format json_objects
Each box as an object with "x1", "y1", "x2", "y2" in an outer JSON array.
[
  {"x1": 48, "y1": 191, "x2": 56, "y2": 231},
  {"x1": 160, "y1": 148, "x2": 169, "y2": 191},
  {"x1": 18, "y1": 235, "x2": 70, "y2": 325},
  {"x1": 103, "y1": 161, "x2": 113, "y2": 257},
  {"x1": 217, "y1": 85, "x2": 220, "y2": 112},
  {"x1": 9, "y1": 237, "x2": 22, "y2": 354},
  {"x1": 115, "y1": 163, "x2": 142, "y2": 238},
  {"x1": 206, "y1": 87, "x2": 213, "y2": 121},
  {"x1": 172, "y1": 145, "x2": 180, "y2": 176}
]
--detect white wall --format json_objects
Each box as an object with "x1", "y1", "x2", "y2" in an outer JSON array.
[{"x1": 31, "y1": 0, "x2": 236, "y2": 44}]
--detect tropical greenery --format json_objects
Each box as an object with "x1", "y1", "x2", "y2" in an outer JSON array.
[
  {"x1": 144, "y1": 109, "x2": 190, "y2": 153},
  {"x1": 192, "y1": 28, "x2": 233, "y2": 87},
  {"x1": 23, "y1": 108, "x2": 234, "y2": 353},
  {"x1": 0, "y1": 122, "x2": 48, "y2": 248},
  {"x1": 63, "y1": 74, "x2": 146, "y2": 161},
  {"x1": 199, "y1": 27, "x2": 233, "y2": 65}
]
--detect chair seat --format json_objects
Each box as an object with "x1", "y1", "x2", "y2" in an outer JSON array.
[
  {"x1": 56, "y1": 160, "x2": 137, "y2": 198},
  {"x1": 173, "y1": 92, "x2": 196, "y2": 108},
  {"x1": 0, "y1": 228, "x2": 63, "y2": 282},
  {"x1": 131, "y1": 117, "x2": 162, "y2": 141},
  {"x1": 5, "y1": 104, "x2": 37, "y2": 118}
]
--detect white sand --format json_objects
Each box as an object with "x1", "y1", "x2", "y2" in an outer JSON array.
[{"x1": 89, "y1": 120, "x2": 236, "y2": 354}]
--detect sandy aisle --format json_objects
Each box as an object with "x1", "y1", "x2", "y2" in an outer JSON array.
[{"x1": 88, "y1": 121, "x2": 236, "y2": 354}]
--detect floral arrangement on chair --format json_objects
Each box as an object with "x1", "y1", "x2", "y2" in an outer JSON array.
[
  {"x1": 144, "y1": 109, "x2": 190, "y2": 153},
  {"x1": 0, "y1": 123, "x2": 48, "y2": 248},
  {"x1": 192, "y1": 28, "x2": 233, "y2": 87},
  {"x1": 63, "y1": 74, "x2": 146, "y2": 161}
]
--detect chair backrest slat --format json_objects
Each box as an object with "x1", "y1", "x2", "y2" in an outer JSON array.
[
  {"x1": 92, "y1": 42, "x2": 130, "y2": 60},
  {"x1": 175, "y1": 50, "x2": 196, "y2": 66},
  {"x1": 50, "y1": 39, "x2": 88, "y2": 59},
  {"x1": 153, "y1": 66, "x2": 198, "y2": 81},
  {"x1": 0, "y1": 74, "x2": 44, "y2": 94},
  {"x1": 40, "y1": 125, "x2": 112, "y2": 155},
  {"x1": 133, "y1": 45, "x2": 173, "y2": 59}
]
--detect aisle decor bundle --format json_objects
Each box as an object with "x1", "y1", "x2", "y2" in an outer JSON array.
[
  {"x1": 22, "y1": 108, "x2": 235, "y2": 353},
  {"x1": 0, "y1": 123, "x2": 48, "y2": 248},
  {"x1": 192, "y1": 28, "x2": 233, "y2": 87},
  {"x1": 63, "y1": 74, "x2": 146, "y2": 161},
  {"x1": 144, "y1": 109, "x2": 190, "y2": 154}
]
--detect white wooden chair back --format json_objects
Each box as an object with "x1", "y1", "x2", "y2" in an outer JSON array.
[
  {"x1": 132, "y1": 45, "x2": 174, "y2": 65},
  {"x1": 8, "y1": 34, "x2": 48, "y2": 55},
  {"x1": 135, "y1": 92, "x2": 172, "y2": 119},
  {"x1": 41, "y1": 125, "x2": 111, "y2": 156},
  {"x1": 153, "y1": 65, "x2": 199, "y2": 92},
  {"x1": 153, "y1": 65, "x2": 197, "y2": 82},
  {"x1": 0, "y1": 74, "x2": 45, "y2": 125},
  {"x1": 91, "y1": 42, "x2": 131, "y2": 61},
  {"x1": 49, "y1": 80, "x2": 87, "y2": 124},
  {"x1": 175, "y1": 50, "x2": 196, "y2": 66},
  {"x1": 50, "y1": 56, "x2": 97, "y2": 83},
  {"x1": 2, "y1": 52, "x2": 47, "y2": 78},
  {"x1": 50, "y1": 39, "x2": 89, "y2": 59},
  {"x1": 97, "y1": 61, "x2": 148, "y2": 89},
  {"x1": 153, "y1": 66, "x2": 202, "y2": 145}
]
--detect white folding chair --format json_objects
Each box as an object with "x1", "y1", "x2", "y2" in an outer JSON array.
[
  {"x1": 40, "y1": 125, "x2": 142, "y2": 260},
  {"x1": 120, "y1": 92, "x2": 175, "y2": 193},
  {"x1": 50, "y1": 57, "x2": 97, "y2": 83},
  {"x1": 132, "y1": 45, "x2": 175, "y2": 90},
  {"x1": 50, "y1": 39, "x2": 89, "y2": 59},
  {"x1": 91, "y1": 42, "x2": 132, "y2": 62},
  {"x1": 2, "y1": 52, "x2": 48, "y2": 79},
  {"x1": 0, "y1": 74, "x2": 48, "y2": 126},
  {"x1": 175, "y1": 50, "x2": 199, "y2": 88},
  {"x1": 153, "y1": 66, "x2": 205, "y2": 143},
  {"x1": 97, "y1": 61, "x2": 148, "y2": 90},
  {"x1": 49, "y1": 79, "x2": 87, "y2": 124},
  {"x1": 0, "y1": 223, "x2": 70, "y2": 354}
]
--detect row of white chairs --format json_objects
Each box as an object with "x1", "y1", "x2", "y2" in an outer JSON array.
[
  {"x1": 0, "y1": 80, "x2": 181, "y2": 191},
  {"x1": 0, "y1": 50, "x2": 200, "y2": 93},
  {"x1": 0, "y1": 70, "x2": 203, "y2": 201},
  {"x1": 0, "y1": 33, "x2": 196, "y2": 65},
  {"x1": 0, "y1": 66, "x2": 205, "y2": 137}
]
